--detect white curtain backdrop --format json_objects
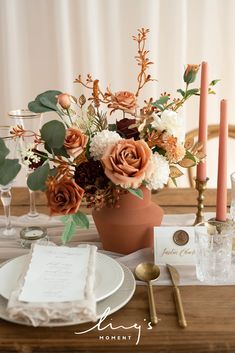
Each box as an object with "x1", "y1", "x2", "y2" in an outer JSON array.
[{"x1": 1, "y1": 0, "x2": 235, "y2": 187}]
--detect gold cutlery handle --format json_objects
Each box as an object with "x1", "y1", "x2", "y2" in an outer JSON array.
[
  {"x1": 147, "y1": 282, "x2": 158, "y2": 325},
  {"x1": 173, "y1": 286, "x2": 187, "y2": 328}
]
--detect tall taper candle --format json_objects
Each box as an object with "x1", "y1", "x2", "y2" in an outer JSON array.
[
  {"x1": 197, "y1": 62, "x2": 208, "y2": 181},
  {"x1": 216, "y1": 99, "x2": 228, "y2": 221}
]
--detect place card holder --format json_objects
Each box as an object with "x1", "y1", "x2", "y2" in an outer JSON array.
[{"x1": 154, "y1": 226, "x2": 196, "y2": 265}]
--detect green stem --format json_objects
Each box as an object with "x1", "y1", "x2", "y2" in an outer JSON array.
[
  {"x1": 66, "y1": 109, "x2": 73, "y2": 126},
  {"x1": 173, "y1": 83, "x2": 189, "y2": 112},
  {"x1": 56, "y1": 110, "x2": 70, "y2": 128}
]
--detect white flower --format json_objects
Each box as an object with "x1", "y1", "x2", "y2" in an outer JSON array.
[
  {"x1": 146, "y1": 153, "x2": 170, "y2": 190},
  {"x1": 151, "y1": 109, "x2": 185, "y2": 143},
  {"x1": 89, "y1": 130, "x2": 122, "y2": 160},
  {"x1": 20, "y1": 143, "x2": 41, "y2": 167}
]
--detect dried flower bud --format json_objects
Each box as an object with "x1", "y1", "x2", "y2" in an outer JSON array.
[
  {"x1": 183, "y1": 64, "x2": 200, "y2": 84},
  {"x1": 79, "y1": 94, "x2": 86, "y2": 107},
  {"x1": 57, "y1": 93, "x2": 72, "y2": 109}
]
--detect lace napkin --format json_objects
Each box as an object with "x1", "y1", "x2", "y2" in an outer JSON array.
[{"x1": 7, "y1": 243, "x2": 97, "y2": 326}]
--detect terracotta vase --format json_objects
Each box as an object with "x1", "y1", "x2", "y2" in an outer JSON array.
[{"x1": 92, "y1": 187, "x2": 164, "y2": 254}]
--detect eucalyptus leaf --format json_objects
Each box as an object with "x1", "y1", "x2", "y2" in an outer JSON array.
[
  {"x1": 39, "y1": 96, "x2": 58, "y2": 111},
  {"x1": 27, "y1": 163, "x2": 50, "y2": 191},
  {"x1": 41, "y1": 120, "x2": 66, "y2": 149},
  {"x1": 127, "y1": 188, "x2": 143, "y2": 199},
  {"x1": 0, "y1": 159, "x2": 21, "y2": 185},
  {"x1": 36, "y1": 90, "x2": 62, "y2": 104},
  {"x1": 28, "y1": 100, "x2": 54, "y2": 113},
  {"x1": 49, "y1": 167, "x2": 58, "y2": 177},
  {"x1": 0, "y1": 138, "x2": 9, "y2": 164},
  {"x1": 45, "y1": 144, "x2": 69, "y2": 158},
  {"x1": 29, "y1": 90, "x2": 62, "y2": 113}
]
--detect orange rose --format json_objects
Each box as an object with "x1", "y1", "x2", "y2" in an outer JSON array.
[
  {"x1": 64, "y1": 126, "x2": 88, "y2": 158},
  {"x1": 102, "y1": 139, "x2": 152, "y2": 189},
  {"x1": 108, "y1": 91, "x2": 138, "y2": 115},
  {"x1": 46, "y1": 177, "x2": 84, "y2": 215}
]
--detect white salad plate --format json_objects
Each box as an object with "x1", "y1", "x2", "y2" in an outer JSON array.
[
  {"x1": 0, "y1": 262, "x2": 136, "y2": 327},
  {"x1": 0, "y1": 252, "x2": 124, "y2": 302}
]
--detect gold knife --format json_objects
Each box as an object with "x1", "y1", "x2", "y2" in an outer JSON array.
[{"x1": 166, "y1": 264, "x2": 187, "y2": 328}]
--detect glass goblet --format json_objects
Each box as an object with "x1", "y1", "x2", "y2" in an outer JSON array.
[
  {"x1": 0, "y1": 126, "x2": 18, "y2": 237},
  {"x1": 8, "y1": 109, "x2": 49, "y2": 223}
]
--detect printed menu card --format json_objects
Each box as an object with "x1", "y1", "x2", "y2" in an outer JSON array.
[{"x1": 19, "y1": 244, "x2": 91, "y2": 303}]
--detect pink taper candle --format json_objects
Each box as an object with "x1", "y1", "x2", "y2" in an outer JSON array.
[
  {"x1": 197, "y1": 62, "x2": 208, "y2": 181},
  {"x1": 216, "y1": 100, "x2": 228, "y2": 221}
]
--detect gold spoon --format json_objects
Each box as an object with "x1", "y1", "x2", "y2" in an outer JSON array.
[{"x1": 135, "y1": 262, "x2": 160, "y2": 325}]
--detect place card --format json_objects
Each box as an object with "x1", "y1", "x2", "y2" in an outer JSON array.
[
  {"x1": 154, "y1": 226, "x2": 196, "y2": 265},
  {"x1": 19, "y1": 244, "x2": 91, "y2": 303}
]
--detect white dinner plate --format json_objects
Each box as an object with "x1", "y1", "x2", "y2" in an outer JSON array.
[
  {"x1": 0, "y1": 252, "x2": 124, "y2": 302},
  {"x1": 0, "y1": 263, "x2": 136, "y2": 327}
]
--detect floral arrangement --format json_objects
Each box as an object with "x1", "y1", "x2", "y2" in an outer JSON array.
[{"x1": 0, "y1": 28, "x2": 217, "y2": 242}]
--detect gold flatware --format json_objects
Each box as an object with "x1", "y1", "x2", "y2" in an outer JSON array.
[
  {"x1": 135, "y1": 262, "x2": 160, "y2": 325},
  {"x1": 166, "y1": 264, "x2": 187, "y2": 328}
]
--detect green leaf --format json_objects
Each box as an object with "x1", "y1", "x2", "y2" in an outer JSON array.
[
  {"x1": 185, "y1": 150, "x2": 196, "y2": 163},
  {"x1": 39, "y1": 96, "x2": 58, "y2": 112},
  {"x1": 41, "y1": 120, "x2": 66, "y2": 149},
  {"x1": 72, "y1": 211, "x2": 89, "y2": 229},
  {"x1": 127, "y1": 188, "x2": 143, "y2": 199},
  {"x1": 208, "y1": 89, "x2": 216, "y2": 95},
  {"x1": 152, "y1": 104, "x2": 164, "y2": 111},
  {"x1": 0, "y1": 159, "x2": 21, "y2": 185},
  {"x1": 0, "y1": 138, "x2": 9, "y2": 164},
  {"x1": 27, "y1": 163, "x2": 50, "y2": 191},
  {"x1": 185, "y1": 88, "x2": 199, "y2": 98},
  {"x1": 171, "y1": 177, "x2": 177, "y2": 187},
  {"x1": 177, "y1": 89, "x2": 185, "y2": 97},
  {"x1": 61, "y1": 220, "x2": 78, "y2": 244},
  {"x1": 49, "y1": 167, "x2": 58, "y2": 177},
  {"x1": 209, "y1": 79, "x2": 220, "y2": 86},
  {"x1": 36, "y1": 90, "x2": 61, "y2": 107},
  {"x1": 28, "y1": 90, "x2": 62, "y2": 113},
  {"x1": 60, "y1": 215, "x2": 71, "y2": 224},
  {"x1": 28, "y1": 100, "x2": 54, "y2": 113},
  {"x1": 108, "y1": 123, "x2": 117, "y2": 131},
  {"x1": 152, "y1": 146, "x2": 166, "y2": 156},
  {"x1": 151, "y1": 95, "x2": 170, "y2": 107},
  {"x1": 45, "y1": 144, "x2": 69, "y2": 158}
]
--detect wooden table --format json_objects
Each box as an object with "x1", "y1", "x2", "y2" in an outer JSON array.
[{"x1": 0, "y1": 188, "x2": 234, "y2": 353}]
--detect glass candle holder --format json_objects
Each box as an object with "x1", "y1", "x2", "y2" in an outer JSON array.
[
  {"x1": 194, "y1": 220, "x2": 234, "y2": 284},
  {"x1": 20, "y1": 226, "x2": 48, "y2": 249}
]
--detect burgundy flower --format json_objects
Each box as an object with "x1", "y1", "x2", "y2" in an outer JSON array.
[
  {"x1": 116, "y1": 118, "x2": 139, "y2": 140},
  {"x1": 74, "y1": 160, "x2": 109, "y2": 193}
]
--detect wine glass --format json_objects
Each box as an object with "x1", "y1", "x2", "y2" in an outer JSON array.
[
  {"x1": 0, "y1": 126, "x2": 18, "y2": 237},
  {"x1": 8, "y1": 109, "x2": 49, "y2": 223}
]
